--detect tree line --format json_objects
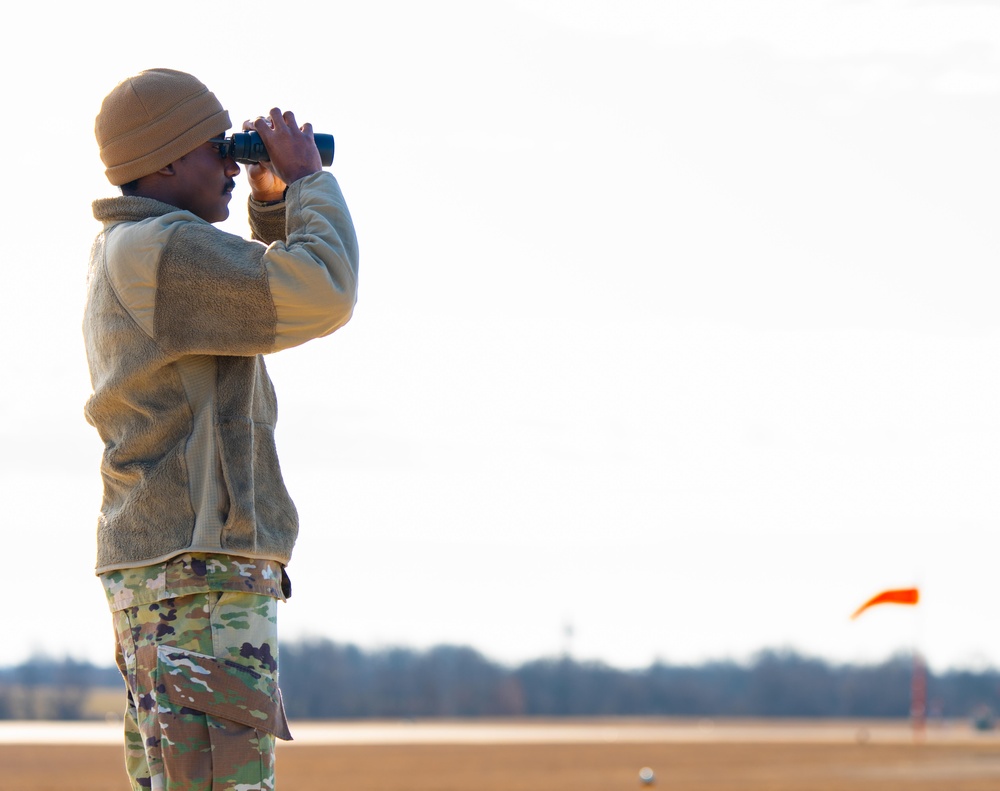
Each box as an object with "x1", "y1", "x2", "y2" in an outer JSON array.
[{"x1": 2, "y1": 641, "x2": 999, "y2": 722}]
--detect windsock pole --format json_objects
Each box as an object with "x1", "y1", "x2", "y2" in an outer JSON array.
[{"x1": 911, "y1": 651, "x2": 926, "y2": 740}]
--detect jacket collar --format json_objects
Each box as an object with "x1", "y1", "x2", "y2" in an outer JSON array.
[{"x1": 92, "y1": 195, "x2": 192, "y2": 225}]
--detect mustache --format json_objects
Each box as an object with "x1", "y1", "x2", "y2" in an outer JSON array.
[{"x1": 224, "y1": 180, "x2": 237, "y2": 193}]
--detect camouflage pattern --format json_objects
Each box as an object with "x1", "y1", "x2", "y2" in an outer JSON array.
[
  {"x1": 102, "y1": 554, "x2": 292, "y2": 791},
  {"x1": 101, "y1": 553, "x2": 289, "y2": 611}
]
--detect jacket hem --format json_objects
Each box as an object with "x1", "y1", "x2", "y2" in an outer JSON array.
[{"x1": 94, "y1": 545, "x2": 292, "y2": 575}]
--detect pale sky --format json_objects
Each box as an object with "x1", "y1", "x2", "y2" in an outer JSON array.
[{"x1": 3, "y1": 0, "x2": 1000, "y2": 673}]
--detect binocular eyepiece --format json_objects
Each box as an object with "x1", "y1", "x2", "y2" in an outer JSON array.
[{"x1": 212, "y1": 131, "x2": 335, "y2": 167}]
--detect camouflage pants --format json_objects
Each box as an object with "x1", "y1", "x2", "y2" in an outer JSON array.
[{"x1": 112, "y1": 591, "x2": 292, "y2": 791}]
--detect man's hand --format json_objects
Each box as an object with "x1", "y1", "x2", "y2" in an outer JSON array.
[{"x1": 243, "y1": 108, "x2": 323, "y2": 202}]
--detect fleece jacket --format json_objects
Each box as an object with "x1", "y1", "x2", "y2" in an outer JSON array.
[{"x1": 83, "y1": 171, "x2": 359, "y2": 573}]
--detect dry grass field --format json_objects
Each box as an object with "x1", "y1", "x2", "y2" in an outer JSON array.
[{"x1": 4, "y1": 720, "x2": 1000, "y2": 791}]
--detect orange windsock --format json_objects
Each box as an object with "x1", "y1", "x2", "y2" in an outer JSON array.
[{"x1": 851, "y1": 588, "x2": 920, "y2": 620}]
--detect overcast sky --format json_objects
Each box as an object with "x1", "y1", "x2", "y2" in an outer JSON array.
[{"x1": 4, "y1": 0, "x2": 1000, "y2": 673}]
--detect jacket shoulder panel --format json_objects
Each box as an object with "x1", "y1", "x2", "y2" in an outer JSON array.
[
  {"x1": 154, "y1": 222, "x2": 277, "y2": 356},
  {"x1": 103, "y1": 214, "x2": 184, "y2": 338}
]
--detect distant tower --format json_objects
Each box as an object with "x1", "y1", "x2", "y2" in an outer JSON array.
[{"x1": 561, "y1": 619, "x2": 575, "y2": 658}]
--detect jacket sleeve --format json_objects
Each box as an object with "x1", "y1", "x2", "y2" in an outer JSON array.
[
  {"x1": 114, "y1": 172, "x2": 358, "y2": 358},
  {"x1": 248, "y1": 197, "x2": 287, "y2": 245},
  {"x1": 260, "y1": 171, "x2": 360, "y2": 352}
]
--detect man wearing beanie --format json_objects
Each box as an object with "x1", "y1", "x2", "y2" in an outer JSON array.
[{"x1": 83, "y1": 68, "x2": 359, "y2": 790}]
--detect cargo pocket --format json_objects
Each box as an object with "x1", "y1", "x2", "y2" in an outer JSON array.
[{"x1": 156, "y1": 644, "x2": 292, "y2": 741}]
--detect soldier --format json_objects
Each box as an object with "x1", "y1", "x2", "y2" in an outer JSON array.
[{"x1": 84, "y1": 69, "x2": 359, "y2": 789}]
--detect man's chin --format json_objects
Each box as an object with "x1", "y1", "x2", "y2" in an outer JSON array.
[{"x1": 222, "y1": 192, "x2": 234, "y2": 218}]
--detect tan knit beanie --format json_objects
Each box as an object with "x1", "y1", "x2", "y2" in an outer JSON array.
[{"x1": 95, "y1": 68, "x2": 231, "y2": 185}]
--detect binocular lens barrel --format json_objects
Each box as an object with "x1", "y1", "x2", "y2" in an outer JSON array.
[{"x1": 227, "y1": 131, "x2": 335, "y2": 167}]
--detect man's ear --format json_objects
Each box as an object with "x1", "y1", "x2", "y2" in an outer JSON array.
[{"x1": 156, "y1": 163, "x2": 176, "y2": 176}]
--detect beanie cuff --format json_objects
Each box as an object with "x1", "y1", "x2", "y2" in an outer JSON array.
[{"x1": 104, "y1": 109, "x2": 231, "y2": 185}]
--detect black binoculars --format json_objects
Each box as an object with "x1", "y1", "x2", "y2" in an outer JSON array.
[{"x1": 211, "y1": 131, "x2": 334, "y2": 167}]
